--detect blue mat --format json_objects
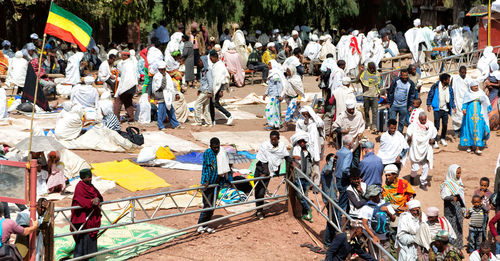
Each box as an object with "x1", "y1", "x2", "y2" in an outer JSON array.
[
  {"x1": 175, "y1": 152, "x2": 204, "y2": 165},
  {"x1": 237, "y1": 151, "x2": 256, "y2": 159}
]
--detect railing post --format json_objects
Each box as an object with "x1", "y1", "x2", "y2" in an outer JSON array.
[
  {"x1": 285, "y1": 159, "x2": 300, "y2": 218},
  {"x1": 45, "y1": 201, "x2": 54, "y2": 261},
  {"x1": 29, "y1": 159, "x2": 38, "y2": 260}
]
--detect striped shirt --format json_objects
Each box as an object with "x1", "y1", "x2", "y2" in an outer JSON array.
[
  {"x1": 468, "y1": 207, "x2": 487, "y2": 228},
  {"x1": 103, "y1": 114, "x2": 121, "y2": 131}
]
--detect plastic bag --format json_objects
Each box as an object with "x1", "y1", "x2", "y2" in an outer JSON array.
[
  {"x1": 136, "y1": 146, "x2": 158, "y2": 163},
  {"x1": 136, "y1": 94, "x2": 151, "y2": 124},
  {"x1": 156, "y1": 146, "x2": 175, "y2": 160}
]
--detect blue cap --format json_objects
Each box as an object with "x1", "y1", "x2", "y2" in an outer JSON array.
[{"x1": 1, "y1": 40, "x2": 10, "y2": 47}]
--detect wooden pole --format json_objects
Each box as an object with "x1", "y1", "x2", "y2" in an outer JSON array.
[
  {"x1": 488, "y1": 0, "x2": 492, "y2": 46},
  {"x1": 28, "y1": 159, "x2": 38, "y2": 261}
]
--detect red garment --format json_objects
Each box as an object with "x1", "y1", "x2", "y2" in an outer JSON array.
[
  {"x1": 71, "y1": 180, "x2": 103, "y2": 238},
  {"x1": 349, "y1": 36, "x2": 361, "y2": 55},
  {"x1": 30, "y1": 58, "x2": 47, "y2": 78},
  {"x1": 139, "y1": 47, "x2": 149, "y2": 68},
  {"x1": 396, "y1": 179, "x2": 411, "y2": 203},
  {"x1": 489, "y1": 210, "x2": 500, "y2": 237}
]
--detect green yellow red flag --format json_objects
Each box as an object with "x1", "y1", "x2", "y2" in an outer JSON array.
[{"x1": 44, "y1": 3, "x2": 92, "y2": 52}]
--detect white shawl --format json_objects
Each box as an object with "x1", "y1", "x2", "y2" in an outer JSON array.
[
  {"x1": 281, "y1": 65, "x2": 304, "y2": 98},
  {"x1": 377, "y1": 131, "x2": 409, "y2": 165},
  {"x1": 256, "y1": 140, "x2": 289, "y2": 174},
  {"x1": 147, "y1": 46, "x2": 164, "y2": 75},
  {"x1": 64, "y1": 52, "x2": 84, "y2": 85},
  {"x1": 212, "y1": 60, "x2": 230, "y2": 95},
  {"x1": 0, "y1": 88, "x2": 7, "y2": 119},
  {"x1": 451, "y1": 75, "x2": 470, "y2": 130},
  {"x1": 406, "y1": 120, "x2": 437, "y2": 168},
  {"x1": 478, "y1": 46, "x2": 497, "y2": 81},
  {"x1": 331, "y1": 85, "x2": 356, "y2": 119},
  {"x1": 396, "y1": 211, "x2": 428, "y2": 261},
  {"x1": 415, "y1": 218, "x2": 457, "y2": 251},
  {"x1": 5, "y1": 51, "x2": 28, "y2": 87},
  {"x1": 116, "y1": 58, "x2": 138, "y2": 97},
  {"x1": 319, "y1": 38, "x2": 336, "y2": 61},
  {"x1": 296, "y1": 106, "x2": 325, "y2": 162},
  {"x1": 304, "y1": 41, "x2": 321, "y2": 60}
]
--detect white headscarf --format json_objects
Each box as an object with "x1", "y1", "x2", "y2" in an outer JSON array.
[
  {"x1": 290, "y1": 131, "x2": 310, "y2": 146},
  {"x1": 99, "y1": 99, "x2": 114, "y2": 116},
  {"x1": 463, "y1": 79, "x2": 491, "y2": 127},
  {"x1": 64, "y1": 52, "x2": 85, "y2": 85},
  {"x1": 282, "y1": 64, "x2": 305, "y2": 98},
  {"x1": 413, "y1": 19, "x2": 421, "y2": 27},
  {"x1": 5, "y1": 51, "x2": 28, "y2": 87},
  {"x1": 440, "y1": 164, "x2": 464, "y2": 200}
]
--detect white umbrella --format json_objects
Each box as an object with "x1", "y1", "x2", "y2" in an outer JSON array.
[{"x1": 14, "y1": 136, "x2": 66, "y2": 152}]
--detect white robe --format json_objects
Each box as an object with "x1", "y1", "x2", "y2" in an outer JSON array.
[
  {"x1": 296, "y1": 106, "x2": 325, "y2": 162},
  {"x1": 256, "y1": 140, "x2": 289, "y2": 174},
  {"x1": 70, "y1": 84, "x2": 99, "y2": 109},
  {"x1": 328, "y1": 67, "x2": 345, "y2": 91},
  {"x1": 477, "y1": 46, "x2": 497, "y2": 81},
  {"x1": 331, "y1": 85, "x2": 356, "y2": 120},
  {"x1": 0, "y1": 88, "x2": 7, "y2": 119},
  {"x1": 116, "y1": 58, "x2": 138, "y2": 97},
  {"x1": 332, "y1": 110, "x2": 365, "y2": 150},
  {"x1": 319, "y1": 39, "x2": 336, "y2": 61},
  {"x1": 166, "y1": 32, "x2": 184, "y2": 54},
  {"x1": 233, "y1": 30, "x2": 249, "y2": 69},
  {"x1": 304, "y1": 42, "x2": 321, "y2": 61},
  {"x1": 415, "y1": 218, "x2": 457, "y2": 251},
  {"x1": 469, "y1": 250, "x2": 497, "y2": 261},
  {"x1": 406, "y1": 120, "x2": 437, "y2": 168},
  {"x1": 212, "y1": 60, "x2": 230, "y2": 95},
  {"x1": 98, "y1": 61, "x2": 112, "y2": 82},
  {"x1": 377, "y1": 131, "x2": 408, "y2": 165},
  {"x1": 54, "y1": 106, "x2": 84, "y2": 141},
  {"x1": 450, "y1": 28, "x2": 464, "y2": 55},
  {"x1": 146, "y1": 46, "x2": 164, "y2": 75},
  {"x1": 64, "y1": 52, "x2": 84, "y2": 85},
  {"x1": 5, "y1": 54, "x2": 28, "y2": 87},
  {"x1": 152, "y1": 72, "x2": 176, "y2": 110},
  {"x1": 451, "y1": 75, "x2": 471, "y2": 130},
  {"x1": 396, "y1": 212, "x2": 427, "y2": 261}
]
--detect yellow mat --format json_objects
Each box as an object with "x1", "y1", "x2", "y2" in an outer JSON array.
[{"x1": 91, "y1": 160, "x2": 171, "y2": 192}]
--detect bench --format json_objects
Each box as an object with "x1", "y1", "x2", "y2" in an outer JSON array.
[{"x1": 245, "y1": 69, "x2": 263, "y2": 85}]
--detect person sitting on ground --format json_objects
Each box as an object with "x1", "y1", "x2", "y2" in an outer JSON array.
[
  {"x1": 0, "y1": 206, "x2": 39, "y2": 260},
  {"x1": 290, "y1": 132, "x2": 314, "y2": 222},
  {"x1": 360, "y1": 184, "x2": 396, "y2": 260},
  {"x1": 71, "y1": 169, "x2": 103, "y2": 259},
  {"x1": 428, "y1": 230, "x2": 464, "y2": 261},
  {"x1": 46, "y1": 151, "x2": 66, "y2": 194},
  {"x1": 326, "y1": 219, "x2": 376, "y2": 261},
  {"x1": 98, "y1": 54, "x2": 117, "y2": 92},
  {"x1": 415, "y1": 207, "x2": 457, "y2": 260},
  {"x1": 254, "y1": 131, "x2": 289, "y2": 220},
  {"x1": 99, "y1": 100, "x2": 121, "y2": 132},
  {"x1": 5, "y1": 51, "x2": 28, "y2": 94},
  {"x1": 346, "y1": 169, "x2": 367, "y2": 219},
  {"x1": 70, "y1": 76, "x2": 99, "y2": 110},
  {"x1": 54, "y1": 104, "x2": 85, "y2": 141},
  {"x1": 377, "y1": 119, "x2": 408, "y2": 170},
  {"x1": 359, "y1": 141, "x2": 384, "y2": 187},
  {"x1": 382, "y1": 164, "x2": 416, "y2": 214},
  {"x1": 247, "y1": 42, "x2": 269, "y2": 85}
]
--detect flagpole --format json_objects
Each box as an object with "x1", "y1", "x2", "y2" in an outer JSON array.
[{"x1": 488, "y1": 0, "x2": 492, "y2": 46}]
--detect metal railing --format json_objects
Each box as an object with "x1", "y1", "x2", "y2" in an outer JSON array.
[
  {"x1": 54, "y1": 175, "x2": 288, "y2": 260},
  {"x1": 286, "y1": 167, "x2": 397, "y2": 261},
  {"x1": 379, "y1": 45, "x2": 500, "y2": 91}
]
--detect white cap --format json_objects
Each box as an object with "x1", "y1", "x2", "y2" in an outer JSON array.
[
  {"x1": 383, "y1": 164, "x2": 399, "y2": 174},
  {"x1": 267, "y1": 42, "x2": 275, "y2": 48},
  {"x1": 311, "y1": 34, "x2": 319, "y2": 41},
  {"x1": 342, "y1": 76, "x2": 351, "y2": 86},
  {"x1": 26, "y1": 43, "x2": 36, "y2": 51},
  {"x1": 406, "y1": 200, "x2": 421, "y2": 209},
  {"x1": 255, "y1": 30, "x2": 262, "y2": 34},
  {"x1": 319, "y1": 35, "x2": 326, "y2": 41},
  {"x1": 345, "y1": 99, "x2": 356, "y2": 109},
  {"x1": 83, "y1": 76, "x2": 95, "y2": 85},
  {"x1": 255, "y1": 42, "x2": 262, "y2": 48},
  {"x1": 413, "y1": 18, "x2": 421, "y2": 27},
  {"x1": 292, "y1": 30, "x2": 299, "y2": 36},
  {"x1": 469, "y1": 79, "x2": 479, "y2": 88},
  {"x1": 157, "y1": 61, "x2": 167, "y2": 69},
  {"x1": 30, "y1": 33, "x2": 39, "y2": 40},
  {"x1": 352, "y1": 30, "x2": 359, "y2": 36}
]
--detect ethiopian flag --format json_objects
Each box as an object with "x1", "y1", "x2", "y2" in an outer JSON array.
[{"x1": 44, "y1": 3, "x2": 92, "y2": 52}]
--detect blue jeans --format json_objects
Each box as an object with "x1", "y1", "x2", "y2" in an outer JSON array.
[
  {"x1": 389, "y1": 105, "x2": 408, "y2": 133},
  {"x1": 324, "y1": 203, "x2": 337, "y2": 248},
  {"x1": 467, "y1": 227, "x2": 484, "y2": 253},
  {"x1": 295, "y1": 178, "x2": 310, "y2": 215},
  {"x1": 336, "y1": 176, "x2": 349, "y2": 224},
  {"x1": 384, "y1": 48, "x2": 395, "y2": 57},
  {"x1": 157, "y1": 102, "x2": 180, "y2": 129}
]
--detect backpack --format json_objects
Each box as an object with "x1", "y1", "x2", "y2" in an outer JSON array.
[
  {"x1": 119, "y1": 127, "x2": 144, "y2": 146},
  {"x1": 0, "y1": 218, "x2": 23, "y2": 261},
  {"x1": 367, "y1": 201, "x2": 390, "y2": 234}
]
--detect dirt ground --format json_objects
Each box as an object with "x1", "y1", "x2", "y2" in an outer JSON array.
[{"x1": 47, "y1": 73, "x2": 500, "y2": 260}]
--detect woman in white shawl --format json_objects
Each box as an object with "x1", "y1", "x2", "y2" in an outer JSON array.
[
  {"x1": 64, "y1": 52, "x2": 84, "y2": 85},
  {"x1": 319, "y1": 35, "x2": 336, "y2": 61},
  {"x1": 264, "y1": 60, "x2": 285, "y2": 129},
  {"x1": 296, "y1": 106, "x2": 324, "y2": 186},
  {"x1": 460, "y1": 80, "x2": 491, "y2": 154},
  {"x1": 440, "y1": 164, "x2": 465, "y2": 249},
  {"x1": 54, "y1": 104, "x2": 84, "y2": 141},
  {"x1": 478, "y1": 46, "x2": 497, "y2": 81},
  {"x1": 281, "y1": 64, "x2": 305, "y2": 130},
  {"x1": 5, "y1": 51, "x2": 28, "y2": 89},
  {"x1": 396, "y1": 200, "x2": 427, "y2": 261},
  {"x1": 114, "y1": 51, "x2": 138, "y2": 121}
]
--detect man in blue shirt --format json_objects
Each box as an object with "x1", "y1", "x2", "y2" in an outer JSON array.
[
  {"x1": 335, "y1": 135, "x2": 353, "y2": 213},
  {"x1": 359, "y1": 141, "x2": 384, "y2": 187},
  {"x1": 387, "y1": 69, "x2": 416, "y2": 133}
]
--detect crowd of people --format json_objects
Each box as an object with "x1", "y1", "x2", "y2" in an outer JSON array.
[{"x1": 0, "y1": 17, "x2": 498, "y2": 261}]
